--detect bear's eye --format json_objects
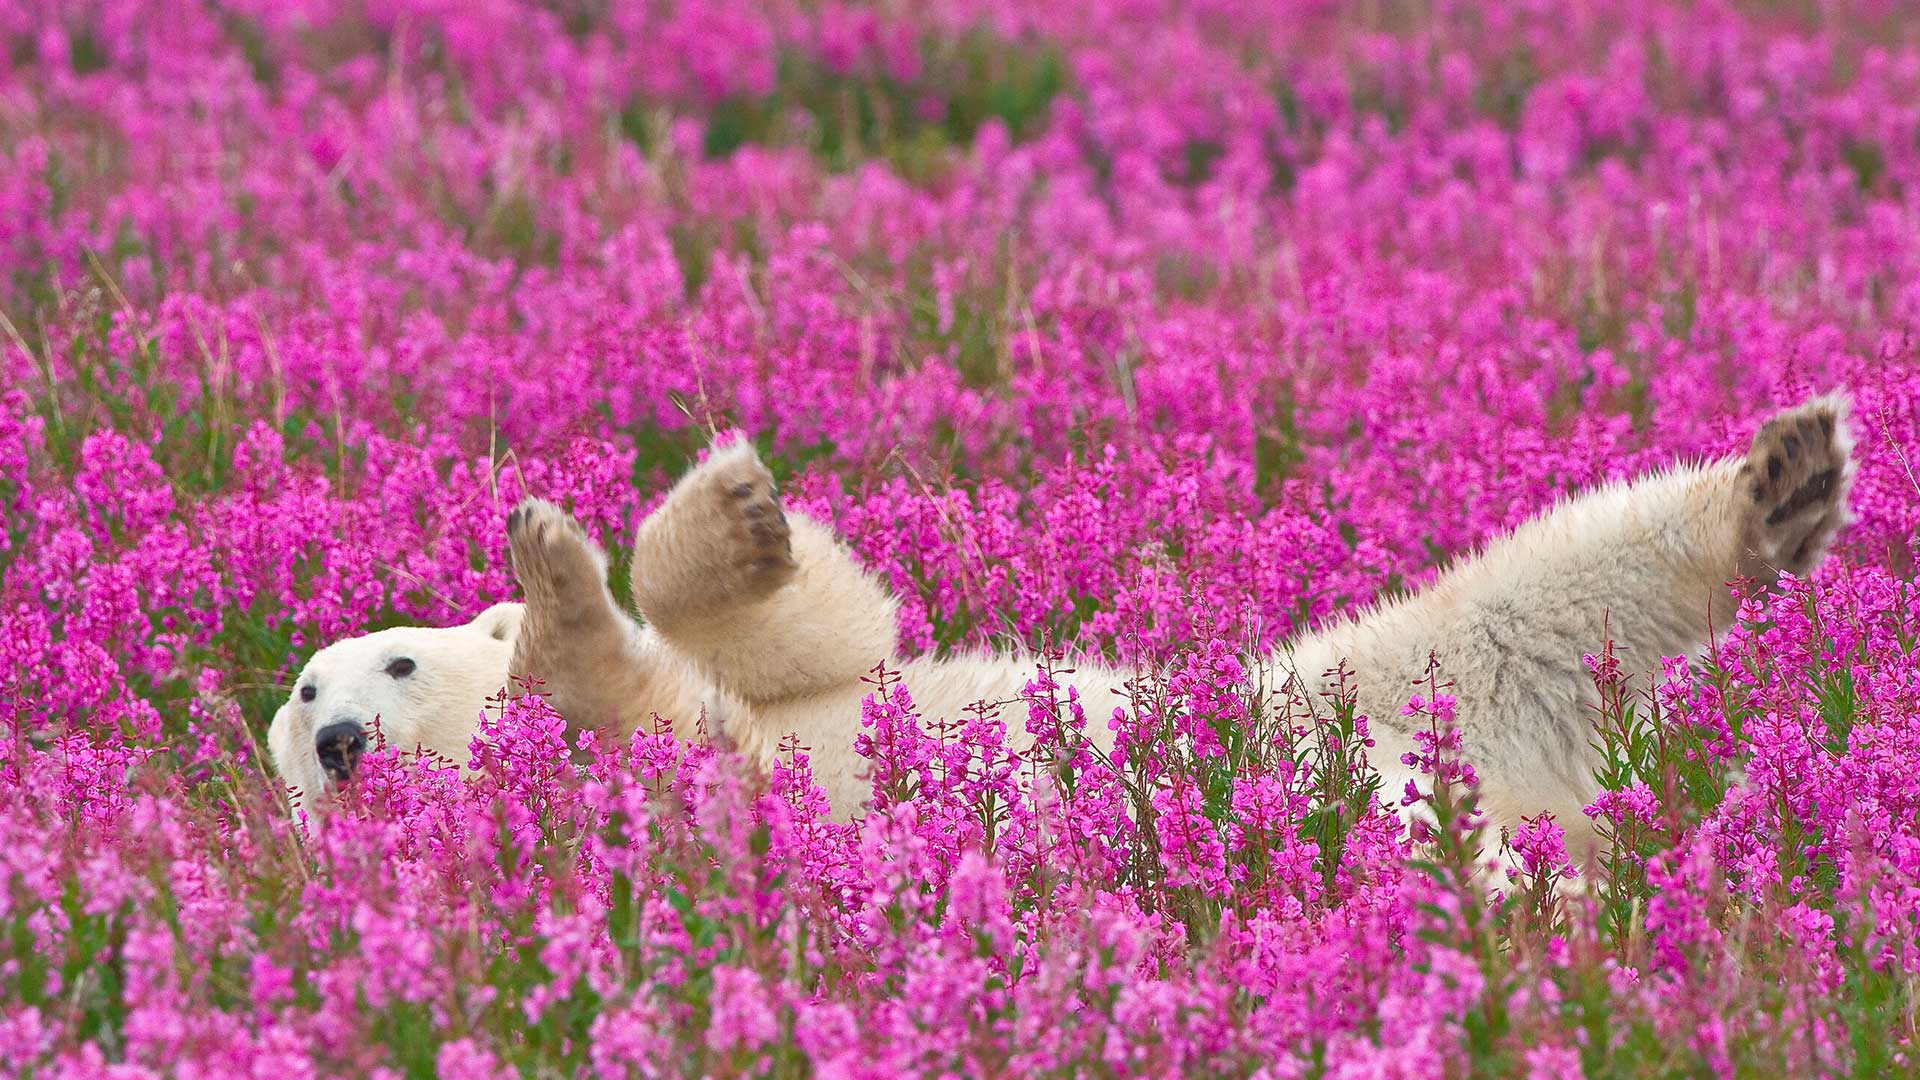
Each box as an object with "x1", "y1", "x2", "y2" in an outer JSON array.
[
  {"x1": 385, "y1": 658, "x2": 417, "y2": 679},
  {"x1": 299, "y1": 685, "x2": 316, "y2": 703}
]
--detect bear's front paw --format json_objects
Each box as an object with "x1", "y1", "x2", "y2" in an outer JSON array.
[
  {"x1": 507, "y1": 497, "x2": 613, "y2": 624},
  {"x1": 632, "y1": 443, "x2": 799, "y2": 618},
  {"x1": 712, "y1": 452, "x2": 799, "y2": 593}
]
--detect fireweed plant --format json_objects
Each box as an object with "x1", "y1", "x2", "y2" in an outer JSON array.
[{"x1": 1, "y1": 0, "x2": 1919, "y2": 1075}]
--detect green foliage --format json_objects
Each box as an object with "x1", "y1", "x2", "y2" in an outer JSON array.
[
  {"x1": 1842, "y1": 138, "x2": 1886, "y2": 193},
  {"x1": 1254, "y1": 389, "x2": 1306, "y2": 500},
  {"x1": 697, "y1": 30, "x2": 1067, "y2": 179},
  {"x1": 1297, "y1": 663, "x2": 1384, "y2": 895}
]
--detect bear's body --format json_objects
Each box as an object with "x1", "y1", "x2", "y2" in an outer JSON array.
[{"x1": 269, "y1": 397, "x2": 1855, "y2": 859}]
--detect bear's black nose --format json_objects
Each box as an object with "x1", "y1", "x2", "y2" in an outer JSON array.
[{"x1": 315, "y1": 721, "x2": 367, "y2": 784}]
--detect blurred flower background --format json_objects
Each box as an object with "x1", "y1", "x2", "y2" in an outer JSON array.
[{"x1": 1, "y1": 0, "x2": 1918, "y2": 1074}]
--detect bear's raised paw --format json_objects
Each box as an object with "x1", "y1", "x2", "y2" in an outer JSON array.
[
  {"x1": 632, "y1": 444, "x2": 798, "y2": 620},
  {"x1": 1738, "y1": 394, "x2": 1856, "y2": 577},
  {"x1": 507, "y1": 497, "x2": 612, "y2": 625},
  {"x1": 717, "y1": 457, "x2": 797, "y2": 584}
]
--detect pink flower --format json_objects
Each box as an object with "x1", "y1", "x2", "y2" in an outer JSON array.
[{"x1": 706, "y1": 965, "x2": 781, "y2": 1055}]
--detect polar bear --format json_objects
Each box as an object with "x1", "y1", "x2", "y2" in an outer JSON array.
[{"x1": 268, "y1": 396, "x2": 1855, "y2": 861}]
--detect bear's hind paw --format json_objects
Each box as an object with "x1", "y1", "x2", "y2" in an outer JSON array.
[{"x1": 1738, "y1": 394, "x2": 1856, "y2": 576}]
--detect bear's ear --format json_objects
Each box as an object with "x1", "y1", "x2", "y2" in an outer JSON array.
[{"x1": 469, "y1": 602, "x2": 525, "y2": 644}]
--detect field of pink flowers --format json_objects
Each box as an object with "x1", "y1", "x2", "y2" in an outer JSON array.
[{"x1": 3, "y1": 0, "x2": 1920, "y2": 1075}]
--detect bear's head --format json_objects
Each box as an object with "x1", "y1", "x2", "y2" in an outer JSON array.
[{"x1": 267, "y1": 602, "x2": 524, "y2": 811}]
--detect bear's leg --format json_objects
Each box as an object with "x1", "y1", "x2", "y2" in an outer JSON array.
[
  {"x1": 630, "y1": 443, "x2": 899, "y2": 704},
  {"x1": 1734, "y1": 393, "x2": 1855, "y2": 583},
  {"x1": 1297, "y1": 394, "x2": 1856, "y2": 879},
  {"x1": 507, "y1": 498, "x2": 716, "y2": 759}
]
